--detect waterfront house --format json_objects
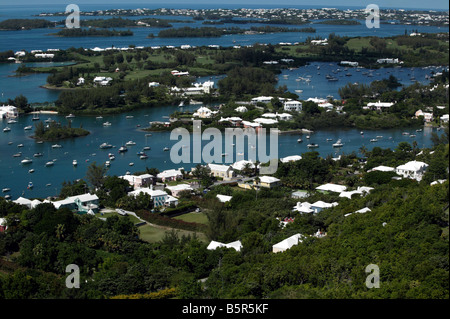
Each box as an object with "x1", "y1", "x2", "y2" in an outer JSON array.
[
  {"x1": 310, "y1": 39, "x2": 328, "y2": 45},
  {"x1": 340, "y1": 61, "x2": 359, "y2": 67},
  {"x1": 0, "y1": 105, "x2": 18, "y2": 119},
  {"x1": 13, "y1": 197, "x2": 42, "y2": 209},
  {"x1": 207, "y1": 240, "x2": 242, "y2": 252},
  {"x1": 193, "y1": 106, "x2": 214, "y2": 118},
  {"x1": 51, "y1": 193, "x2": 99, "y2": 214},
  {"x1": 251, "y1": 96, "x2": 273, "y2": 105},
  {"x1": 395, "y1": 160, "x2": 429, "y2": 181},
  {"x1": 157, "y1": 169, "x2": 183, "y2": 182},
  {"x1": 272, "y1": 234, "x2": 304, "y2": 253},
  {"x1": 257, "y1": 175, "x2": 281, "y2": 188},
  {"x1": 34, "y1": 53, "x2": 54, "y2": 59},
  {"x1": 415, "y1": 109, "x2": 434, "y2": 122},
  {"x1": 208, "y1": 163, "x2": 235, "y2": 180},
  {"x1": 440, "y1": 114, "x2": 449, "y2": 123},
  {"x1": 366, "y1": 101, "x2": 395, "y2": 111},
  {"x1": 376, "y1": 58, "x2": 401, "y2": 64},
  {"x1": 283, "y1": 100, "x2": 302, "y2": 112}
]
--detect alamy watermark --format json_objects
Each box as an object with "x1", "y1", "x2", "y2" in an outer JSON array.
[
  {"x1": 365, "y1": 264, "x2": 380, "y2": 288},
  {"x1": 365, "y1": 4, "x2": 380, "y2": 29},
  {"x1": 170, "y1": 120, "x2": 279, "y2": 174},
  {"x1": 65, "y1": 4, "x2": 80, "y2": 29},
  {"x1": 66, "y1": 264, "x2": 80, "y2": 288}
]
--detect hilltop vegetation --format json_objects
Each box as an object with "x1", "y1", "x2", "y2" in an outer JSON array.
[{"x1": 0, "y1": 138, "x2": 448, "y2": 299}]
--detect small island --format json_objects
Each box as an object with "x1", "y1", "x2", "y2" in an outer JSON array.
[
  {"x1": 316, "y1": 19, "x2": 361, "y2": 25},
  {"x1": 51, "y1": 28, "x2": 133, "y2": 37},
  {"x1": 33, "y1": 120, "x2": 90, "y2": 141}
]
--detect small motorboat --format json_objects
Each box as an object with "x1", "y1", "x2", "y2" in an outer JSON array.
[
  {"x1": 73, "y1": 160, "x2": 77, "y2": 166},
  {"x1": 118, "y1": 146, "x2": 128, "y2": 153},
  {"x1": 3, "y1": 127, "x2": 11, "y2": 132},
  {"x1": 143, "y1": 146, "x2": 151, "y2": 150},
  {"x1": 17, "y1": 144, "x2": 24, "y2": 148},
  {"x1": 307, "y1": 143, "x2": 319, "y2": 148},
  {"x1": 2, "y1": 188, "x2": 11, "y2": 193},
  {"x1": 163, "y1": 147, "x2": 170, "y2": 151},
  {"x1": 13, "y1": 152, "x2": 22, "y2": 157},
  {"x1": 45, "y1": 161, "x2": 54, "y2": 167},
  {"x1": 99, "y1": 142, "x2": 113, "y2": 149},
  {"x1": 103, "y1": 121, "x2": 112, "y2": 126},
  {"x1": 52, "y1": 144, "x2": 62, "y2": 148},
  {"x1": 27, "y1": 182, "x2": 33, "y2": 189},
  {"x1": 66, "y1": 114, "x2": 75, "y2": 118},
  {"x1": 332, "y1": 139, "x2": 343, "y2": 147},
  {"x1": 24, "y1": 126, "x2": 33, "y2": 130},
  {"x1": 129, "y1": 162, "x2": 134, "y2": 166},
  {"x1": 29, "y1": 169, "x2": 35, "y2": 173},
  {"x1": 140, "y1": 154, "x2": 148, "y2": 160},
  {"x1": 21, "y1": 158, "x2": 33, "y2": 164},
  {"x1": 33, "y1": 153, "x2": 43, "y2": 157},
  {"x1": 105, "y1": 161, "x2": 111, "y2": 167},
  {"x1": 370, "y1": 139, "x2": 378, "y2": 142},
  {"x1": 125, "y1": 141, "x2": 136, "y2": 146},
  {"x1": 297, "y1": 138, "x2": 302, "y2": 143}
]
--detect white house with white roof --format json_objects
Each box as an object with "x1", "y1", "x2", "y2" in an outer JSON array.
[
  {"x1": 272, "y1": 233, "x2": 305, "y2": 253},
  {"x1": 366, "y1": 101, "x2": 395, "y2": 111},
  {"x1": 293, "y1": 201, "x2": 314, "y2": 214},
  {"x1": 316, "y1": 183, "x2": 347, "y2": 193},
  {"x1": 207, "y1": 240, "x2": 242, "y2": 252},
  {"x1": 216, "y1": 194, "x2": 232, "y2": 203},
  {"x1": 157, "y1": 169, "x2": 184, "y2": 182},
  {"x1": 395, "y1": 160, "x2": 429, "y2": 181},
  {"x1": 193, "y1": 106, "x2": 214, "y2": 118},
  {"x1": 0, "y1": 105, "x2": 18, "y2": 119},
  {"x1": 280, "y1": 155, "x2": 302, "y2": 163},
  {"x1": 339, "y1": 186, "x2": 374, "y2": 199},
  {"x1": 235, "y1": 106, "x2": 248, "y2": 113},
  {"x1": 251, "y1": 96, "x2": 273, "y2": 105},
  {"x1": 283, "y1": 100, "x2": 303, "y2": 112},
  {"x1": 369, "y1": 165, "x2": 395, "y2": 172},
  {"x1": 310, "y1": 201, "x2": 339, "y2": 213},
  {"x1": 165, "y1": 184, "x2": 193, "y2": 197},
  {"x1": 344, "y1": 207, "x2": 372, "y2": 217},
  {"x1": 232, "y1": 160, "x2": 255, "y2": 171}
]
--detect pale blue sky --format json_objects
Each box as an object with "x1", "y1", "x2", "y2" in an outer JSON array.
[{"x1": 1, "y1": 0, "x2": 448, "y2": 10}]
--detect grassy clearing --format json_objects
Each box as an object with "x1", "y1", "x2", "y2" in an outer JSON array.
[
  {"x1": 138, "y1": 223, "x2": 208, "y2": 243},
  {"x1": 173, "y1": 212, "x2": 209, "y2": 225}
]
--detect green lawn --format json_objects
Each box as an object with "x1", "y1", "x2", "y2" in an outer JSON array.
[
  {"x1": 174, "y1": 212, "x2": 209, "y2": 225},
  {"x1": 138, "y1": 224, "x2": 208, "y2": 243}
]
